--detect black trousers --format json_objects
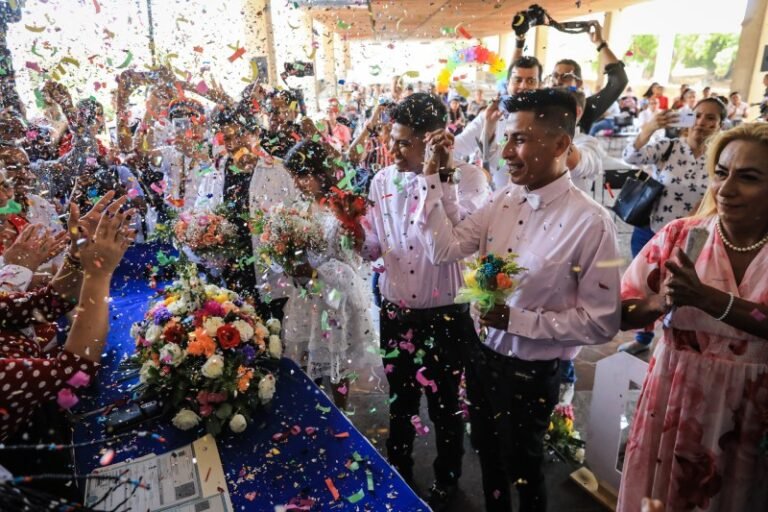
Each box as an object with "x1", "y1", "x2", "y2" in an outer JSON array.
[
  {"x1": 465, "y1": 340, "x2": 560, "y2": 512},
  {"x1": 379, "y1": 300, "x2": 476, "y2": 485}
]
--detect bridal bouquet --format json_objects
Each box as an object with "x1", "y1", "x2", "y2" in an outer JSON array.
[
  {"x1": 173, "y1": 210, "x2": 239, "y2": 263},
  {"x1": 252, "y1": 204, "x2": 327, "y2": 275},
  {"x1": 129, "y1": 266, "x2": 281, "y2": 436},
  {"x1": 455, "y1": 253, "x2": 526, "y2": 314},
  {"x1": 322, "y1": 186, "x2": 369, "y2": 251}
]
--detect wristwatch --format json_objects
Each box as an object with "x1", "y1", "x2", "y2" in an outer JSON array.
[{"x1": 439, "y1": 167, "x2": 461, "y2": 184}]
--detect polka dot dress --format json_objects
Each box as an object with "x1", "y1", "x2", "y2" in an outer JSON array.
[{"x1": 0, "y1": 286, "x2": 99, "y2": 441}]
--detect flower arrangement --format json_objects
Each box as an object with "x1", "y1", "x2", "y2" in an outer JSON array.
[
  {"x1": 455, "y1": 253, "x2": 526, "y2": 314},
  {"x1": 322, "y1": 186, "x2": 370, "y2": 251},
  {"x1": 173, "y1": 210, "x2": 239, "y2": 262},
  {"x1": 129, "y1": 265, "x2": 281, "y2": 436},
  {"x1": 251, "y1": 203, "x2": 327, "y2": 275},
  {"x1": 545, "y1": 404, "x2": 586, "y2": 464}
]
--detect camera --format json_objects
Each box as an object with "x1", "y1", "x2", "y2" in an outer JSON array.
[{"x1": 511, "y1": 4, "x2": 593, "y2": 35}]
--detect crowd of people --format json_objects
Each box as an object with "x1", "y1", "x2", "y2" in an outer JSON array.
[{"x1": 0, "y1": 11, "x2": 766, "y2": 512}]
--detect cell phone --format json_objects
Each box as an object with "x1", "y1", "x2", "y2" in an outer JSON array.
[
  {"x1": 670, "y1": 111, "x2": 695, "y2": 129},
  {"x1": 380, "y1": 111, "x2": 390, "y2": 124}
]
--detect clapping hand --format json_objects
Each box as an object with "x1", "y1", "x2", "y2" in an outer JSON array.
[
  {"x1": 3, "y1": 224, "x2": 69, "y2": 273},
  {"x1": 67, "y1": 190, "x2": 120, "y2": 259},
  {"x1": 78, "y1": 198, "x2": 137, "y2": 276},
  {"x1": 647, "y1": 110, "x2": 678, "y2": 132},
  {"x1": 664, "y1": 248, "x2": 704, "y2": 308},
  {"x1": 422, "y1": 129, "x2": 454, "y2": 176}
]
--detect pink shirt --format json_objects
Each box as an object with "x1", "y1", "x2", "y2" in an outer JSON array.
[
  {"x1": 418, "y1": 171, "x2": 621, "y2": 361},
  {"x1": 362, "y1": 163, "x2": 490, "y2": 309}
]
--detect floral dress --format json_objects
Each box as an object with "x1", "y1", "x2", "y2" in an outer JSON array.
[
  {"x1": 282, "y1": 207, "x2": 379, "y2": 383},
  {"x1": 617, "y1": 216, "x2": 768, "y2": 512}
]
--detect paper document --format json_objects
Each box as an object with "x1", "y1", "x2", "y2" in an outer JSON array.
[{"x1": 84, "y1": 435, "x2": 232, "y2": 512}]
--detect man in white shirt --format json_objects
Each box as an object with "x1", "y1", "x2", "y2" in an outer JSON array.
[
  {"x1": 360, "y1": 93, "x2": 490, "y2": 509},
  {"x1": 726, "y1": 91, "x2": 749, "y2": 124},
  {"x1": 563, "y1": 88, "x2": 605, "y2": 196},
  {"x1": 417, "y1": 89, "x2": 621, "y2": 512},
  {"x1": 453, "y1": 56, "x2": 542, "y2": 190}
]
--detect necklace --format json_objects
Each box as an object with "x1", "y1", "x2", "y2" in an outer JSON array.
[{"x1": 716, "y1": 218, "x2": 768, "y2": 253}]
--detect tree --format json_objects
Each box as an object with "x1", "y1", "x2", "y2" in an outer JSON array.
[
  {"x1": 672, "y1": 33, "x2": 739, "y2": 79},
  {"x1": 628, "y1": 34, "x2": 658, "y2": 79}
]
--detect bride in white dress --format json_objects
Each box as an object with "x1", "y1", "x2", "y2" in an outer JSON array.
[{"x1": 280, "y1": 140, "x2": 379, "y2": 408}]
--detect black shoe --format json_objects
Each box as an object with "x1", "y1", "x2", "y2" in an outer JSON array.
[{"x1": 426, "y1": 481, "x2": 458, "y2": 511}]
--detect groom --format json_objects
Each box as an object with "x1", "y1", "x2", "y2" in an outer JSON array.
[
  {"x1": 359, "y1": 92, "x2": 490, "y2": 510},
  {"x1": 417, "y1": 89, "x2": 621, "y2": 512}
]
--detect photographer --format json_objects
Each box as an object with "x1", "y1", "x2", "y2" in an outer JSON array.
[{"x1": 512, "y1": 5, "x2": 628, "y2": 133}]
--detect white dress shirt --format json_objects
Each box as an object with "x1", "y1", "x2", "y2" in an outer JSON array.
[
  {"x1": 453, "y1": 111, "x2": 510, "y2": 191},
  {"x1": 362, "y1": 163, "x2": 490, "y2": 309},
  {"x1": 570, "y1": 130, "x2": 605, "y2": 195},
  {"x1": 152, "y1": 146, "x2": 215, "y2": 211},
  {"x1": 248, "y1": 158, "x2": 301, "y2": 301},
  {"x1": 417, "y1": 171, "x2": 621, "y2": 361}
]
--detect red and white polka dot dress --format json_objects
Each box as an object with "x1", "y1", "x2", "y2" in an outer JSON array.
[{"x1": 0, "y1": 286, "x2": 99, "y2": 441}]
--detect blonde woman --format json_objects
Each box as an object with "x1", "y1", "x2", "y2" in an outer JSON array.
[{"x1": 618, "y1": 123, "x2": 768, "y2": 511}]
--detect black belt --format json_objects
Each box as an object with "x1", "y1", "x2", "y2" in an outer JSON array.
[
  {"x1": 477, "y1": 341, "x2": 560, "y2": 376},
  {"x1": 381, "y1": 299, "x2": 469, "y2": 321}
]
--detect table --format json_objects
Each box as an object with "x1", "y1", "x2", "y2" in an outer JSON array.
[{"x1": 73, "y1": 246, "x2": 428, "y2": 511}]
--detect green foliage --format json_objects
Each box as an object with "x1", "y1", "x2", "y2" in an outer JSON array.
[
  {"x1": 673, "y1": 33, "x2": 739, "y2": 79},
  {"x1": 628, "y1": 34, "x2": 658, "y2": 79}
]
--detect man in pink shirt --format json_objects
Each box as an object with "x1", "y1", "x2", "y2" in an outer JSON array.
[
  {"x1": 417, "y1": 89, "x2": 621, "y2": 511},
  {"x1": 359, "y1": 92, "x2": 490, "y2": 510},
  {"x1": 325, "y1": 99, "x2": 352, "y2": 150}
]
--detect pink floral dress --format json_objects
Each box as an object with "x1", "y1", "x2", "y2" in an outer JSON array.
[{"x1": 617, "y1": 216, "x2": 768, "y2": 512}]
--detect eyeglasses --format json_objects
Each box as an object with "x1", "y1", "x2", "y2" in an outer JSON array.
[
  {"x1": 551, "y1": 72, "x2": 580, "y2": 82},
  {"x1": 511, "y1": 76, "x2": 539, "y2": 86}
]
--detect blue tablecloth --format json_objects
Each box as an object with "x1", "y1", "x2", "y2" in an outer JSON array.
[{"x1": 73, "y1": 245, "x2": 428, "y2": 511}]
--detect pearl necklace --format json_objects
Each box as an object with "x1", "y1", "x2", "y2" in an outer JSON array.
[{"x1": 716, "y1": 218, "x2": 768, "y2": 253}]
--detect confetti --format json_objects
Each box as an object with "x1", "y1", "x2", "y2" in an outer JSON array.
[
  {"x1": 325, "y1": 477, "x2": 340, "y2": 501},
  {"x1": 346, "y1": 488, "x2": 365, "y2": 503},
  {"x1": 116, "y1": 51, "x2": 133, "y2": 69},
  {"x1": 56, "y1": 388, "x2": 79, "y2": 409},
  {"x1": 411, "y1": 415, "x2": 430, "y2": 436},
  {"x1": 66, "y1": 371, "x2": 91, "y2": 389},
  {"x1": 228, "y1": 47, "x2": 246, "y2": 62},
  {"x1": 415, "y1": 367, "x2": 438, "y2": 393},
  {"x1": 99, "y1": 448, "x2": 114, "y2": 466}
]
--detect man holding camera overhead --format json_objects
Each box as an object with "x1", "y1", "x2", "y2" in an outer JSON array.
[{"x1": 511, "y1": 4, "x2": 628, "y2": 134}]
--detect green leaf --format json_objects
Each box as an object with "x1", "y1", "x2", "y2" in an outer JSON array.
[{"x1": 215, "y1": 403, "x2": 233, "y2": 419}]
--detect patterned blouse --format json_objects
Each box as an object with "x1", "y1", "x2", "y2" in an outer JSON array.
[
  {"x1": 623, "y1": 138, "x2": 709, "y2": 233},
  {"x1": 0, "y1": 286, "x2": 99, "y2": 440}
]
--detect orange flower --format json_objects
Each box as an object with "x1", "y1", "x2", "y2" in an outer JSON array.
[
  {"x1": 496, "y1": 273, "x2": 514, "y2": 290},
  {"x1": 237, "y1": 365, "x2": 254, "y2": 392},
  {"x1": 187, "y1": 327, "x2": 216, "y2": 357}
]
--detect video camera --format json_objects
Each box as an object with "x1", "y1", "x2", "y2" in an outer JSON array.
[{"x1": 511, "y1": 4, "x2": 594, "y2": 36}]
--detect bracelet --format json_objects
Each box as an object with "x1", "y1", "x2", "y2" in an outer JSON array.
[
  {"x1": 596, "y1": 41, "x2": 608, "y2": 52},
  {"x1": 715, "y1": 292, "x2": 735, "y2": 321}
]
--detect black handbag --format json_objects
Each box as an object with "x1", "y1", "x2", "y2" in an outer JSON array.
[
  {"x1": 610, "y1": 140, "x2": 675, "y2": 227},
  {"x1": 610, "y1": 173, "x2": 664, "y2": 226}
]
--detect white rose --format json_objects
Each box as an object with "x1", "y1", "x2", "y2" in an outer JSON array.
[
  {"x1": 201, "y1": 354, "x2": 225, "y2": 378},
  {"x1": 265, "y1": 318, "x2": 281, "y2": 334},
  {"x1": 570, "y1": 431, "x2": 581, "y2": 440},
  {"x1": 159, "y1": 343, "x2": 186, "y2": 367},
  {"x1": 231, "y1": 320, "x2": 254, "y2": 342},
  {"x1": 166, "y1": 298, "x2": 187, "y2": 316},
  {"x1": 228, "y1": 413, "x2": 247, "y2": 433},
  {"x1": 268, "y1": 335, "x2": 282, "y2": 359},
  {"x1": 203, "y1": 317, "x2": 225, "y2": 337},
  {"x1": 574, "y1": 447, "x2": 586, "y2": 464},
  {"x1": 145, "y1": 324, "x2": 162, "y2": 342},
  {"x1": 258, "y1": 374, "x2": 276, "y2": 402},
  {"x1": 130, "y1": 323, "x2": 142, "y2": 340},
  {"x1": 240, "y1": 303, "x2": 256, "y2": 315},
  {"x1": 172, "y1": 409, "x2": 201, "y2": 431},
  {"x1": 204, "y1": 284, "x2": 221, "y2": 297},
  {"x1": 139, "y1": 360, "x2": 158, "y2": 383}
]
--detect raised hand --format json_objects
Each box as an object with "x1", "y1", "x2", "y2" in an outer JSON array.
[
  {"x1": 67, "y1": 190, "x2": 121, "y2": 258},
  {"x1": 588, "y1": 21, "x2": 604, "y2": 46},
  {"x1": 78, "y1": 199, "x2": 137, "y2": 276},
  {"x1": 3, "y1": 224, "x2": 69, "y2": 272}
]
